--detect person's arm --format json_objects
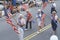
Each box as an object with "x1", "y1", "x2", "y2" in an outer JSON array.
[
  {"x1": 57, "y1": 18, "x2": 60, "y2": 23},
  {"x1": 41, "y1": 13, "x2": 46, "y2": 20},
  {"x1": 56, "y1": 15, "x2": 60, "y2": 23},
  {"x1": 17, "y1": 18, "x2": 26, "y2": 27}
]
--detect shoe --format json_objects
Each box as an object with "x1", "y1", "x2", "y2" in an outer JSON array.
[
  {"x1": 37, "y1": 31, "x2": 40, "y2": 34},
  {"x1": 25, "y1": 29, "x2": 28, "y2": 31}
]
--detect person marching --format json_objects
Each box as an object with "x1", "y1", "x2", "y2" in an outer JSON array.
[
  {"x1": 36, "y1": 9, "x2": 46, "y2": 33},
  {"x1": 25, "y1": 10, "x2": 33, "y2": 30},
  {"x1": 51, "y1": 11, "x2": 60, "y2": 35},
  {"x1": 17, "y1": 14, "x2": 26, "y2": 40}
]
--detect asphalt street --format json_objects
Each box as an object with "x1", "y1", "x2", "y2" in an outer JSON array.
[{"x1": 0, "y1": 0, "x2": 60, "y2": 40}]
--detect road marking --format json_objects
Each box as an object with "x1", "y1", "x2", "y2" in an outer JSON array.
[{"x1": 24, "y1": 24, "x2": 51, "y2": 40}]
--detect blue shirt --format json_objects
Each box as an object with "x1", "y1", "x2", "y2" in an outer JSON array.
[{"x1": 12, "y1": 0, "x2": 16, "y2": 6}]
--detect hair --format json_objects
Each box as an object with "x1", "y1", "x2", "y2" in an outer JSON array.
[{"x1": 52, "y1": 11, "x2": 56, "y2": 14}]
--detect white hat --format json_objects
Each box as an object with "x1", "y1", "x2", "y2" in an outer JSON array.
[
  {"x1": 38, "y1": 9, "x2": 41, "y2": 12},
  {"x1": 50, "y1": 35, "x2": 58, "y2": 40},
  {"x1": 52, "y1": 3, "x2": 56, "y2": 8}
]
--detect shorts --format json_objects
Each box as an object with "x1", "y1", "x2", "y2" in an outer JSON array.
[
  {"x1": 51, "y1": 20, "x2": 57, "y2": 31},
  {"x1": 51, "y1": 21, "x2": 57, "y2": 31},
  {"x1": 52, "y1": 24, "x2": 57, "y2": 31}
]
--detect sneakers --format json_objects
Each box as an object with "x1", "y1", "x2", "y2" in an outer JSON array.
[{"x1": 25, "y1": 29, "x2": 28, "y2": 31}]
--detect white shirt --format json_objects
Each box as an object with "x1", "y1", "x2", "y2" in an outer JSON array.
[
  {"x1": 36, "y1": 13, "x2": 42, "y2": 20},
  {"x1": 18, "y1": 18, "x2": 26, "y2": 25}
]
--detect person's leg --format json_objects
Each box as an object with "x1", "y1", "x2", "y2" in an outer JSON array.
[
  {"x1": 41, "y1": 0, "x2": 48, "y2": 10},
  {"x1": 52, "y1": 25, "x2": 57, "y2": 35},
  {"x1": 41, "y1": 20, "x2": 44, "y2": 28},
  {"x1": 51, "y1": 21, "x2": 55, "y2": 35},
  {"x1": 39, "y1": 26, "x2": 42, "y2": 30},
  {"x1": 37, "y1": 26, "x2": 42, "y2": 33},
  {"x1": 20, "y1": 28, "x2": 24, "y2": 40},
  {"x1": 26, "y1": 20, "x2": 28, "y2": 29},
  {"x1": 54, "y1": 24, "x2": 57, "y2": 35},
  {"x1": 18, "y1": 28, "x2": 24, "y2": 40},
  {"x1": 30, "y1": 21, "x2": 32, "y2": 29},
  {"x1": 42, "y1": 2, "x2": 48, "y2": 9},
  {"x1": 37, "y1": 21, "x2": 42, "y2": 33}
]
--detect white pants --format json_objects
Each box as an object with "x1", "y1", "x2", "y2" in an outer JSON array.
[
  {"x1": 37, "y1": 19, "x2": 41, "y2": 26},
  {"x1": 18, "y1": 27, "x2": 24, "y2": 40}
]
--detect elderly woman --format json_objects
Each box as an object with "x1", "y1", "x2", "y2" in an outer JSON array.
[
  {"x1": 25, "y1": 10, "x2": 33, "y2": 30},
  {"x1": 51, "y1": 11, "x2": 60, "y2": 35}
]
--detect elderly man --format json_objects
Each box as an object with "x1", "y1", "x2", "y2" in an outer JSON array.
[
  {"x1": 17, "y1": 14, "x2": 26, "y2": 40},
  {"x1": 25, "y1": 10, "x2": 33, "y2": 30}
]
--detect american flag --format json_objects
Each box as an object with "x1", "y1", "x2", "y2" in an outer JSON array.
[{"x1": 6, "y1": 13, "x2": 19, "y2": 34}]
